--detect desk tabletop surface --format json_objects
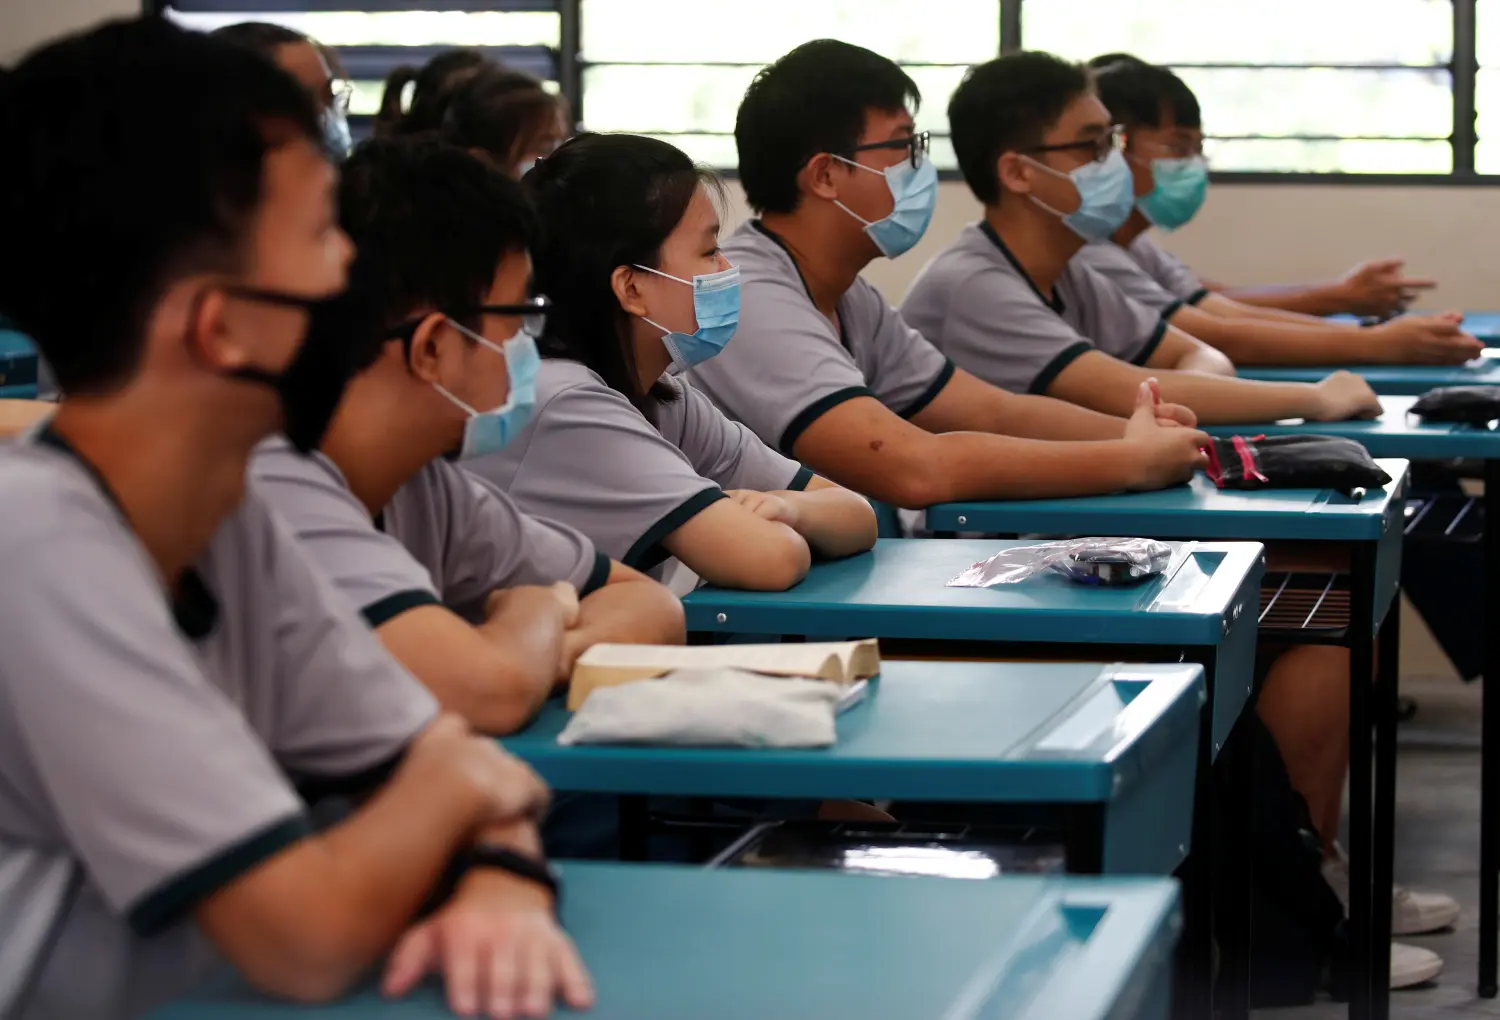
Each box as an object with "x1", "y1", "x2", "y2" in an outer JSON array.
[
  {"x1": 503, "y1": 659, "x2": 1204, "y2": 802},
  {"x1": 1240, "y1": 348, "x2": 1500, "y2": 393},
  {"x1": 1202, "y1": 396, "x2": 1500, "y2": 459},
  {"x1": 153, "y1": 863, "x2": 1182, "y2": 1020},
  {"x1": 684, "y1": 539, "x2": 1264, "y2": 648},
  {"x1": 928, "y1": 460, "x2": 1406, "y2": 540}
]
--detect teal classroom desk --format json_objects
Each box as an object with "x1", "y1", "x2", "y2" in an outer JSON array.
[
  {"x1": 1205, "y1": 396, "x2": 1500, "y2": 1004},
  {"x1": 508, "y1": 660, "x2": 1204, "y2": 875},
  {"x1": 152, "y1": 864, "x2": 1183, "y2": 1020},
  {"x1": 926, "y1": 464, "x2": 1408, "y2": 1016},
  {"x1": 684, "y1": 537, "x2": 1262, "y2": 1020},
  {"x1": 1240, "y1": 347, "x2": 1500, "y2": 394}
]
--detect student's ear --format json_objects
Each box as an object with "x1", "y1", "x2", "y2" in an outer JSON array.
[
  {"x1": 995, "y1": 152, "x2": 1034, "y2": 198},
  {"x1": 611, "y1": 265, "x2": 650, "y2": 318},
  {"x1": 179, "y1": 285, "x2": 249, "y2": 373},
  {"x1": 800, "y1": 152, "x2": 845, "y2": 203},
  {"x1": 403, "y1": 311, "x2": 452, "y2": 385}
]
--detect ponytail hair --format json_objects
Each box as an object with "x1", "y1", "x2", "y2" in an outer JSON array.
[{"x1": 374, "y1": 64, "x2": 419, "y2": 137}]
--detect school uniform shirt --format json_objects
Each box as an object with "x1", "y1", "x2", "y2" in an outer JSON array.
[
  {"x1": 899, "y1": 221, "x2": 1171, "y2": 395},
  {"x1": 687, "y1": 220, "x2": 956, "y2": 456},
  {"x1": 464, "y1": 358, "x2": 814, "y2": 575},
  {"x1": 250, "y1": 437, "x2": 610, "y2": 627},
  {"x1": 1071, "y1": 236, "x2": 1211, "y2": 315},
  {"x1": 0, "y1": 429, "x2": 438, "y2": 1019}
]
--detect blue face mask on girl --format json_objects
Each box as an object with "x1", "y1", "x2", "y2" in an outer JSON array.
[
  {"x1": 634, "y1": 263, "x2": 741, "y2": 371},
  {"x1": 433, "y1": 320, "x2": 540, "y2": 459},
  {"x1": 1025, "y1": 148, "x2": 1136, "y2": 243},
  {"x1": 831, "y1": 154, "x2": 939, "y2": 258}
]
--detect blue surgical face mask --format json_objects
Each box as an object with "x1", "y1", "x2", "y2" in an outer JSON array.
[
  {"x1": 1025, "y1": 148, "x2": 1135, "y2": 242},
  {"x1": 635, "y1": 263, "x2": 741, "y2": 371},
  {"x1": 831, "y1": 154, "x2": 939, "y2": 258},
  {"x1": 1137, "y1": 155, "x2": 1209, "y2": 231},
  {"x1": 433, "y1": 321, "x2": 539, "y2": 459},
  {"x1": 321, "y1": 106, "x2": 352, "y2": 162}
]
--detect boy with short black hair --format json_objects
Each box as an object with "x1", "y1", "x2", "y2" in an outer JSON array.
[
  {"x1": 251, "y1": 136, "x2": 685, "y2": 737},
  {"x1": 1087, "y1": 52, "x2": 1437, "y2": 320},
  {"x1": 1080, "y1": 56, "x2": 1479, "y2": 366},
  {"x1": 0, "y1": 19, "x2": 590, "y2": 1018},
  {"x1": 689, "y1": 39, "x2": 1210, "y2": 511},
  {"x1": 901, "y1": 51, "x2": 1384, "y2": 425}
]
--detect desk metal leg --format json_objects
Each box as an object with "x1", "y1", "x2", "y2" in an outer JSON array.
[
  {"x1": 1176, "y1": 689, "x2": 1215, "y2": 1020},
  {"x1": 1216, "y1": 694, "x2": 1253, "y2": 1020},
  {"x1": 1372, "y1": 576, "x2": 1400, "y2": 1020},
  {"x1": 1483, "y1": 460, "x2": 1500, "y2": 997},
  {"x1": 1348, "y1": 544, "x2": 1377, "y2": 1020}
]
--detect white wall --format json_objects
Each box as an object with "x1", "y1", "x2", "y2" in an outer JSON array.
[
  {"x1": 0, "y1": 0, "x2": 139, "y2": 64},
  {"x1": 722, "y1": 180, "x2": 1500, "y2": 310}
]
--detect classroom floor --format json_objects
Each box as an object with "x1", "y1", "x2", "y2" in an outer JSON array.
[{"x1": 1264, "y1": 600, "x2": 1497, "y2": 1020}]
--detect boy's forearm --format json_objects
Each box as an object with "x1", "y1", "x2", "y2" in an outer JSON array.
[
  {"x1": 986, "y1": 392, "x2": 1126, "y2": 441},
  {"x1": 561, "y1": 579, "x2": 686, "y2": 678},
  {"x1": 774, "y1": 488, "x2": 878, "y2": 559},
  {"x1": 1221, "y1": 281, "x2": 1351, "y2": 317},
  {"x1": 1151, "y1": 374, "x2": 1322, "y2": 424}
]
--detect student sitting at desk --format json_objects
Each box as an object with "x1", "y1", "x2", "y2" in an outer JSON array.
[
  {"x1": 375, "y1": 47, "x2": 489, "y2": 138},
  {"x1": 685, "y1": 39, "x2": 1210, "y2": 510},
  {"x1": 0, "y1": 20, "x2": 589, "y2": 1019},
  {"x1": 252, "y1": 136, "x2": 685, "y2": 738},
  {"x1": 211, "y1": 21, "x2": 354, "y2": 162},
  {"x1": 901, "y1": 52, "x2": 1384, "y2": 426},
  {"x1": 439, "y1": 63, "x2": 571, "y2": 179},
  {"x1": 1086, "y1": 53, "x2": 1438, "y2": 320},
  {"x1": 464, "y1": 132, "x2": 877, "y2": 590},
  {"x1": 1076, "y1": 57, "x2": 1480, "y2": 367}
]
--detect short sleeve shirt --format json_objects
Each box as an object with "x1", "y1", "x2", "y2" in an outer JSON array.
[
  {"x1": 250, "y1": 438, "x2": 609, "y2": 627},
  {"x1": 465, "y1": 359, "x2": 813, "y2": 573},
  {"x1": 1071, "y1": 237, "x2": 1210, "y2": 314},
  {"x1": 0, "y1": 430, "x2": 437, "y2": 1019},
  {"x1": 688, "y1": 220, "x2": 956, "y2": 455},
  {"x1": 899, "y1": 222, "x2": 1171, "y2": 395}
]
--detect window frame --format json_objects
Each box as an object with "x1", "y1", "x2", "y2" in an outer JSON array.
[{"x1": 150, "y1": 0, "x2": 1496, "y2": 184}]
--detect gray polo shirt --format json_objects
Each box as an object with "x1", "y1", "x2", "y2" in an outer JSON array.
[
  {"x1": 1072, "y1": 236, "x2": 1211, "y2": 314},
  {"x1": 900, "y1": 221, "x2": 1171, "y2": 395},
  {"x1": 0, "y1": 429, "x2": 437, "y2": 1019},
  {"x1": 687, "y1": 220, "x2": 956, "y2": 455},
  {"x1": 250, "y1": 438, "x2": 610, "y2": 627},
  {"x1": 465, "y1": 358, "x2": 813, "y2": 573}
]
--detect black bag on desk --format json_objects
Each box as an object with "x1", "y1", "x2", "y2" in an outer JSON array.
[
  {"x1": 1205, "y1": 434, "x2": 1391, "y2": 496},
  {"x1": 1410, "y1": 385, "x2": 1500, "y2": 426}
]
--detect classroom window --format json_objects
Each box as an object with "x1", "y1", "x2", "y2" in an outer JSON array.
[
  {"x1": 1023, "y1": 0, "x2": 1460, "y2": 174},
  {"x1": 1479, "y1": 0, "x2": 1500, "y2": 172},
  {"x1": 577, "y1": 0, "x2": 997, "y2": 170},
  {"x1": 158, "y1": 5, "x2": 559, "y2": 127},
  {"x1": 153, "y1": 0, "x2": 1493, "y2": 180}
]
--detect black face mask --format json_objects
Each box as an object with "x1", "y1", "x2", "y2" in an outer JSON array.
[{"x1": 220, "y1": 286, "x2": 362, "y2": 454}]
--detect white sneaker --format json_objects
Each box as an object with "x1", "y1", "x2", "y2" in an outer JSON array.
[
  {"x1": 1323, "y1": 848, "x2": 1461, "y2": 935},
  {"x1": 1391, "y1": 941, "x2": 1444, "y2": 989}
]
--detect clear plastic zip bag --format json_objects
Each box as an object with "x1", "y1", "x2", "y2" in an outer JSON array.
[{"x1": 947, "y1": 537, "x2": 1176, "y2": 588}]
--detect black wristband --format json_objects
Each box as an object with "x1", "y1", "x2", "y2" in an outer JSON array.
[{"x1": 463, "y1": 846, "x2": 562, "y2": 914}]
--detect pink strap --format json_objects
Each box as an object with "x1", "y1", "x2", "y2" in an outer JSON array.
[{"x1": 1232, "y1": 435, "x2": 1269, "y2": 483}]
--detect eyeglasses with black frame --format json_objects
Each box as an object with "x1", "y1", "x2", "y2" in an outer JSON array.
[
  {"x1": 847, "y1": 130, "x2": 932, "y2": 169},
  {"x1": 1025, "y1": 125, "x2": 1123, "y2": 164},
  {"x1": 386, "y1": 295, "x2": 551, "y2": 343}
]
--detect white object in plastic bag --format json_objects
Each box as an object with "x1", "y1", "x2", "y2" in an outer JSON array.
[
  {"x1": 558, "y1": 668, "x2": 842, "y2": 747},
  {"x1": 947, "y1": 537, "x2": 1175, "y2": 588}
]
